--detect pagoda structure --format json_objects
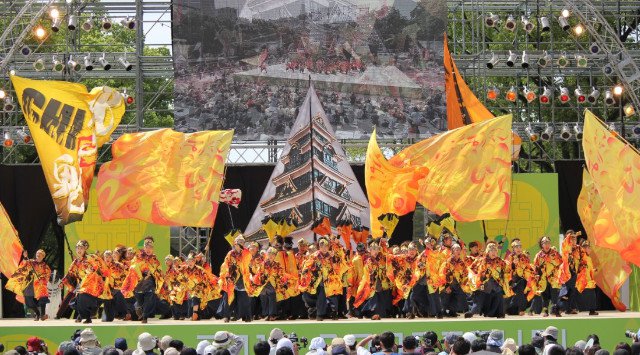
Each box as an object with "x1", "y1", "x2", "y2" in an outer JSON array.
[{"x1": 244, "y1": 84, "x2": 369, "y2": 245}]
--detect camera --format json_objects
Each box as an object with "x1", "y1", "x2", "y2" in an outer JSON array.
[
  {"x1": 474, "y1": 331, "x2": 491, "y2": 341},
  {"x1": 288, "y1": 333, "x2": 308, "y2": 349},
  {"x1": 534, "y1": 331, "x2": 542, "y2": 337},
  {"x1": 624, "y1": 330, "x2": 637, "y2": 340}
]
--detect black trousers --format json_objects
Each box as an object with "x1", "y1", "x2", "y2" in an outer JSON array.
[
  {"x1": 559, "y1": 273, "x2": 579, "y2": 312},
  {"x1": 134, "y1": 291, "x2": 157, "y2": 318},
  {"x1": 362, "y1": 289, "x2": 392, "y2": 318},
  {"x1": 260, "y1": 284, "x2": 278, "y2": 317},
  {"x1": 506, "y1": 277, "x2": 527, "y2": 315},
  {"x1": 579, "y1": 288, "x2": 597, "y2": 312},
  {"x1": 531, "y1": 283, "x2": 559, "y2": 314},
  {"x1": 77, "y1": 293, "x2": 98, "y2": 321},
  {"x1": 219, "y1": 290, "x2": 252, "y2": 319},
  {"x1": 25, "y1": 296, "x2": 49, "y2": 318},
  {"x1": 408, "y1": 284, "x2": 428, "y2": 315},
  {"x1": 427, "y1": 290, "x2": 443, "y2": 317},
  {"x1": 441, "y1": 284, "x2": 467, "y2": 315}
]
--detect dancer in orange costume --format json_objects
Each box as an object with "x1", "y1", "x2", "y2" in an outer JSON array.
[
  {"x1": 121, "y1": 237, "x2": 162, "y2": 323},
  {"x1": 6, "y1": 249, "x2": 52, "y2": 321}
]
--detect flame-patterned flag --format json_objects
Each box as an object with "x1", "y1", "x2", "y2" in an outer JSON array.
[
  {"x1": 365, "y1": 115, "x2": 512, "y2": 236},
  {"x1": 220, "y1": 189, "x2": 242, "y2": 208},
  {"x1": 10, "y1": 75, "x2": 124, "y2": 225},
  {"x1": 577, "y1": 168, "x2": 630, "y2": 311},
  {"x1": 582, "y1": 110, "x2": 640, "y2": 266},
  {"x1": 0, "y1": 202, "x2": 23, "y2": 278},
  {"x1": 97, "y1": 129, "x2": 233, "y2": 227}
]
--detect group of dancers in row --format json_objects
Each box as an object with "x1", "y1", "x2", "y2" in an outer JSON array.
[{"x1": 6, "y1": 229, "x2": 599, "y2": 323}]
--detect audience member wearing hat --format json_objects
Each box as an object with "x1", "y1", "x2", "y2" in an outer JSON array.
[
  {"x1": 115, "y1": 339, "x2": 128, "y2": 352},
  {"x1": 164, "y1": 349, "x2": 180, "y2": 355},
  {"x1": 269, "y1": 329, "x2": 286, "y2": 355},
  {"x1": 501, "y1": 338, "x2": 518, "y2": 355},
  {"x1": 307, "y1": 338, "x2": 327, "y2": 355},
  {"x1": 137, "y1": 333, "x2": 158, "y2": 355},
  {"x1": 541, "y1": 326, "x2": 559, "y2": 346},
  {"x1": 487, "y1": 330, "x2": 504, "y2": 353},
  {"x1": 79, "y1": 329, "x2": 102, "y2": 355},
  {"x1": 211, "y1": 331, "x2": 244, "y2": 355},
  {"x1": 343, "y1": 335, "x2": 356, "y2": 355},
  {"x1": 196, "y1": 341, "x2": 210, "y2": 355},
  {"x1": 27, "y1": 337, "x2": 45, "y2": 355}
]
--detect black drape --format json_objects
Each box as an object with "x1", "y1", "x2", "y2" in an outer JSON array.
[{"x1": 554, "y1": 161, "x2": 585, "y2": 233}]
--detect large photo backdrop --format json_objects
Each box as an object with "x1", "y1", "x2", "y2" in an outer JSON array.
[{"x1": 172, "y1": 0, "x2": 447, "y2": 139}]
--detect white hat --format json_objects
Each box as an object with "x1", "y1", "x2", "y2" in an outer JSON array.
[
  {"x1": 269, "y1": 328, "x2": 285, "y2": 347},
  {"x1": 462, "y1": 332, "x2": 477, "y2": 344},
  {"x1": 133, "y1": 349, "x2": 145, "y2": 355},
  {"x1": 501, "y1": 338, "x2": 518, "y2": 355},
  {"x1": 343, "y1": 335, "x2": 356, "y2": 347},
  {"x1": 540, "y1": 326, "x2": 559, "y2": 340},
  {"x1": 137, "y1": 333, "x2": 157, "y2": 352},
  {"x1": 80, "y1": 328, "x2": 98, "y2": 344},
  {"x1": 165, "y1": 348, "x2": 180, "y2": 355},
  {"x1": 159, "y1": 336, "x2": 173, "y2": 351},
  {"x1": 277, "y1": 338, "x2": 294, "y2": 351},
  {"x1": 196, "y1": 340, "x2": 211, "y2": 355},
  {"x1": 204, "y1": 345, "x2": 216, "y2": 355},
  {"x1": 212, "y1": 331, "x2": 232, "y2": 349},
  {"x1": 310, "y1": 338, "x2": 327, "y2": 351}
]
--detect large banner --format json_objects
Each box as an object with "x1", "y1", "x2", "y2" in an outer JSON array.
[
  {"x1": 65, "y1": 181, "x2": 170, "y2": 270},
  {"x1": 172, "y1": 0, "x2": 447, "y2": 139},
  {"x1": 456, "y1": 173, "x2": 560, "y2": 256}
]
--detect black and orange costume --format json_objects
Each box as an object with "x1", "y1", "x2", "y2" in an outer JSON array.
[
  {"x1": 531, "y1": 236, "x2": 563, "y2": 316},
  {"x1": 121, "y1": 238, "x2": 162, "y2": 323},
  {"x1": 219, "y1": 236, "x2": 254, "y2": 322},
  {"x1": 504, "y1": 240, "x2": 531, "y2": 315},
  {"x1": 252, "y1": 247, "x2": 294, "y2": 320},
  {"x1": 354, "y1": 241, "x2": 392, "y2": 319},
  {"x1": 6, "y1": 250, "x2": 52, "y2": 321},
  {"x1": 440, "y1": 244, "x2": 470, "y2": 317},
  {"x1": 576, "y1": 240, "x2": 598, "y2": 315},
  {"x1": 466, "y1": 243, "x2": 512, "y2": 318}
]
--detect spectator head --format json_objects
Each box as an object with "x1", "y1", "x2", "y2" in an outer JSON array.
[
  {"x1": 501, "y1": 339, "x2": 518, "y2": 355},
  {"x1": 543, "y1": 345, "x2": 565, "y2": 355},
  {"x1": 196, "y1": 341, "x2": 210, "y2": 355},
  {"x1": 159, "y1": 337, "x2": 173, "y2": 352},
  {"x1": 124, "y1": 350, "x2": 135, "y2": 355},
  {"x1": 269, "y1": 329, "x2": 285, "y2": 348},
  {"x1": 462, "y1": 333, "x2": 477, "y2": 345},
  {"x1": 617, "y1": 344, "x2": 632, "y2": 354},
  {"x1": 104, "y1": 348, "x2": 121, "y2": 355},
  {"x1": 343, "y1": 335, "x2": 356, "y2": 350},
  {"x1": 471, "y1": 339, "x2": 486, "y2": 353},
  {"x1": 115, "y1": 339, "x2": 128, "y2": 352},
  {"x1": 169, "y1": 341, "x2": 184, "y2": 352},
  {"x1": 451, "y1": 338, "x2": 470, "y2": 355},
  {"x1": 379, "y1": 332, "x2": 395, "y2": 351},
  {"x1": 213, "y1": 350, "x2": 230, "y2": 355},
  {"x1": 16, "y1": 349, "x2": 28, "y2": 355},
  {"x1": 445, "y1": 334, "x2": 460, "y2": 350},
  {"x1": 27, "y1": 337, "x2": 44, "y2": 353},
  {"x1": 424, "y1": 332, "x2": 438, "y2": 349},
  {"x1": 519, "y1": 344, "x2": 537, "y2": 355},
  {"x1": 309, "y1": 338, "x2": 327, "y2": 352},
  {"x1": 541, "y1": 327, "x2": 559, "y2": 343},
  {"x1": 594, "y1": 350, "x2": 609, "y2": 355},
  {"x1": 275, "y1": 348, "x2": 293, "y2": 355},
  {"x1": 180, "y1": 348, "x2": 197, "y2": 355},
  {"x1": 586, "y1": 346, "x2": 602, "y2": 355},
  {"x1": 488, "y1": 330, "x2": 505, "y2": 348},
  {"x1": 331, "y1": 345, "x2": 349, "y2": 355},
  {"x1": 64, "y1": 349, "x2": 81, "y2": 355},
  {"x1": 80, "y1": 329, "x2": 99, "y2": 348},
  {"x1": 587, "y1": 336, "x2": 600, "y2": 346},
  {"x1": 165, "y1": 348, "x2": 180, "y2": 355},
  {"x1": 630, "y1": 343, "x2": 640, "y2": 355},
  {"x1": 133, "y1": 349, "x2": 145, "y2": 355},
  {"x1": 403, "y1": 336, "x2": 418, "y2": 352},
  {"x1": 57, "y1": 341, "x2": 76, "y2": 355},
  {"x1": 532, "y1": 337, "x2": 545, "y2": 354},
  {"x1": 614, "y1": 350, "x2": 630, "y2": 355},
  {"x1": 276, "y1": 339, "x2": 293, "y2": 352},
  {"x1": 138, "y1": 333, "x2": 157, "y2": 352},
  {"x1": 566, "y1": 348, "x2": 584, "y2": 355},
  {"x1": 254, "y1": 341, "x2": 271, "y2": 355},
  {"x1": 204, "y1": 345, "x2": 215, "y2": 355},
  {"x1": 0, "y1": 343, "x2": 4, "y2": 353},
  {"x1": 212, "y1": 332, "x2": 233, "y2": 351},
  {"x1": 574, "y1": 341, "x2": 587, "y2": 352}
]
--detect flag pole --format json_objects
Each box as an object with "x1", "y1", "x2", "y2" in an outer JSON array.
[{"x1": 309, "y1": 76, "x2": 317, "y2": 242}]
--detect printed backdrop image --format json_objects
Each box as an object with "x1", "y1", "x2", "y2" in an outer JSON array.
[{"x1": 172, "y1": 0, "x2": 447, "y2": 139}]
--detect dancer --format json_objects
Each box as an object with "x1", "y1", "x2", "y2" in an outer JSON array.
[
  {"x1": 253, "y1": 247, "x2": 293, "y2": 320},
  {"x1": 6, "y1": 249, "x2": 52, "y2": 321},
  {"x1": 121, "y1": 236, "x2": 162, "y2": 323},
  {"x1": 559, "y1": 230, "x2": 582, "y2": 315},
  {"x1": 576, "y1": 240, "x2": 598, "y2": 316},
  {"x1": 219, "y1": 235, "x2": 253, "y2": 322},
  {"x1": 532, "y1": 236, "x2": 563, "y2": 317},
  {"x1": 504, "y1": 239, "x2": 530, "y2": 315},
  {"x1": 440, "y1": 243, "x2": 470, "y2": 317},
  {"x1": 465, "y1": 243, "x2": 511, "y2": 318},
  {"x1": 354, "y1": 240, "x2": 391, "y2": 320}
]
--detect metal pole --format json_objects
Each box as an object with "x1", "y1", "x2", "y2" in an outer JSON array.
[
  {"x1": 135, "y1": 0, "x2": 145, "y2": 129},
  {"x1": 309, "y1": 77, "x2": 317, "y2": 242}
]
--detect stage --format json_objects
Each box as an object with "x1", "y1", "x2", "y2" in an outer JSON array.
[{"x1": 0, "y1": 312, "x2": 638, "y2": 353}]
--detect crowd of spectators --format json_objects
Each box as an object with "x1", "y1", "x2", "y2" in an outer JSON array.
[{"x1": 3, "y1": 327, "x2": 639, "y2": 355}]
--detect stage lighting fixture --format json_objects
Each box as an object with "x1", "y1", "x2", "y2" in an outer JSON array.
[
  {"x1": 49, "y1": 7, "x2": 60, "y2": 19},
  {"x1": 506, "y1": 86, "x2": 517, "y2": 102},
  {"x1": 20, "y1": 46, "x2": 31, "y2": 56},
  {"x1": 558, "y1": 16, "x2": 570, "y2": 31},
  {"x1": 3, "y1": 131, "x2": 14, "y2": 148},
  {"x1": 574, "y1": 124, "x2": 583, "y2": 140},
  {"x1": 540, "y1": 86, "x2": 552, "y2": 104},
  {"x1": 16, "y1": 128, "x2": 31, "y2": 144},
  {"x1": 588, "y1": 87, "x2": 600, "y2": 103},
  {"x1": 3, "y1": 97, "x2": 15, "y2": 112},
  {"x1": 574, "y1": 87, "x2": 586, "y2": 103},
  {"x1": 541, "y1": 124, "x2": 554, "y2": 141},
  {"x1": 487, "y1": 87, "x2": 500, "y2": 101},
  {"x1": 84, "y1": 55, "x2": 94, "y2": 71},
  {"x1": 122, "y1": 90, "x2": 135, "y2": 105},
  {"x1": 604, "y1": 90, "x2": 615, "y2": 105},
  {"x1": 603, "y1": 64, "x2": 614, "y2": 76},
  {"x1": 560, "y1": 123, "x2": 572, "y2": 141},
  {"x1": 538, "y1": 51, "x2": 551, "y2": 67},
  {"x1": 624, "y1": 103, "x2": 636, "y2": 117},
  {"x1": 51, "y1": 17, "x2": 62, "y2": 32},
  {"x1": 118, "y1": 56, "x2": 133, "y2": 71},
  {"x1": 121, "y1": 17, "x2": 136, "y2": 30},
  {"x1": 523, "y1": 87, "x2": 536, "y2": 103},
  {"x1": 52, "y1": 56, "x2": 64, "y2": 72},
  {"x1": 521, "y1": 51, "x2": 529, "y2": 68},
  {"x1": 559, "y1": 87, "x2": 570, "y2": 104},
  {"x1": 590, "y1": 42, "x2": 600, "y2": 54},
  {"x1": 34, "y1": 26, "x2": 46, "y2": 39},
  {"x1": 0, "y1": 89, "x2": 5, "y2": 99},
  {"x1": 525, "y1": 125, "x2": 539, "y2": 142},
  {"x1": 82, "y1": 16, "x2": 94, "y2": 31},
  {"x1": 33, "y1": 57, "x2": 45, "y2": 71},
  {"x1": 485, "y1": 13, "x2": 499, "y2": 28},
  {"x1": 561, "y1": 9, "x2": 570, "y2": 18},
  {"x1": 633, "y1": 125, "x2": 640, "y2": 137},
  {"x1": 576, "y1": 55, "x2": 588, "y2": 68},
  {"x1": 557, "y1": 54, "x2": 569, "y2": 68},
  {"x1": 506, "y1": 50, "x2": 516, "y2": 67},
  {"x1": 102, "y1": 16, "x2": 112, "y2": 30},
  {"x1": 486, "y1": 52, "x2": 499, "y2": 69},
  {"x1": 67, "y1": 56, "x2": 81, "y2": 71},
  {"x1": 522, "y1": 16, "x2": 535, "y2": 33},
  {"x1": 613, "y1": 84, "x2": 623, "y2": 96},
  {"x1": 98, "y1": 53, "x2": 111, "y2": 70},
  {"x1": 68, "y1": 15, "x2": 78, "y2": 30},
  {"x1": 573, "y1": 24, "x2": 584, "y2": 36},
  {"x1": 505, "y1": 15, "x2": 516, "y2": 31},
  {"x1": 539, "y1": 16, "x2": 550, "y2": 32}
]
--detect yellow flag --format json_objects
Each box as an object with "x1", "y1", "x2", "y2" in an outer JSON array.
[
  {"x1": 10, "y1": 75, "x2": 124, "y2": 225},
  {"x1": 366, "y1": 115, "x2": 512, "y2": 236},
  {"x1": 0, "y1": 203, "x2": 23, "y2": 278},
  {"x1": 96, "y1": 129, "x2": 233, "y2": 227},
  {"x1": 582, "y1": 110, "x2": 640, "y2": 266}
]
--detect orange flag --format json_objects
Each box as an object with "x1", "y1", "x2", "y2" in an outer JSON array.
[
  {"x1": 0, "y1": 203, "x2": 23, "y2": 278},
  {"x1": 582, "y1": 110, "x2": 640, "y2": 266},
  {"x1": 97, "y1": 129, "x2": 233, "y2": 227},
  {"x1": 577, "y1": 168, "x2": 630, "y2": 311},
  {"x1": 366, "y1": 115, "x2": 512, "y2": 236}
]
